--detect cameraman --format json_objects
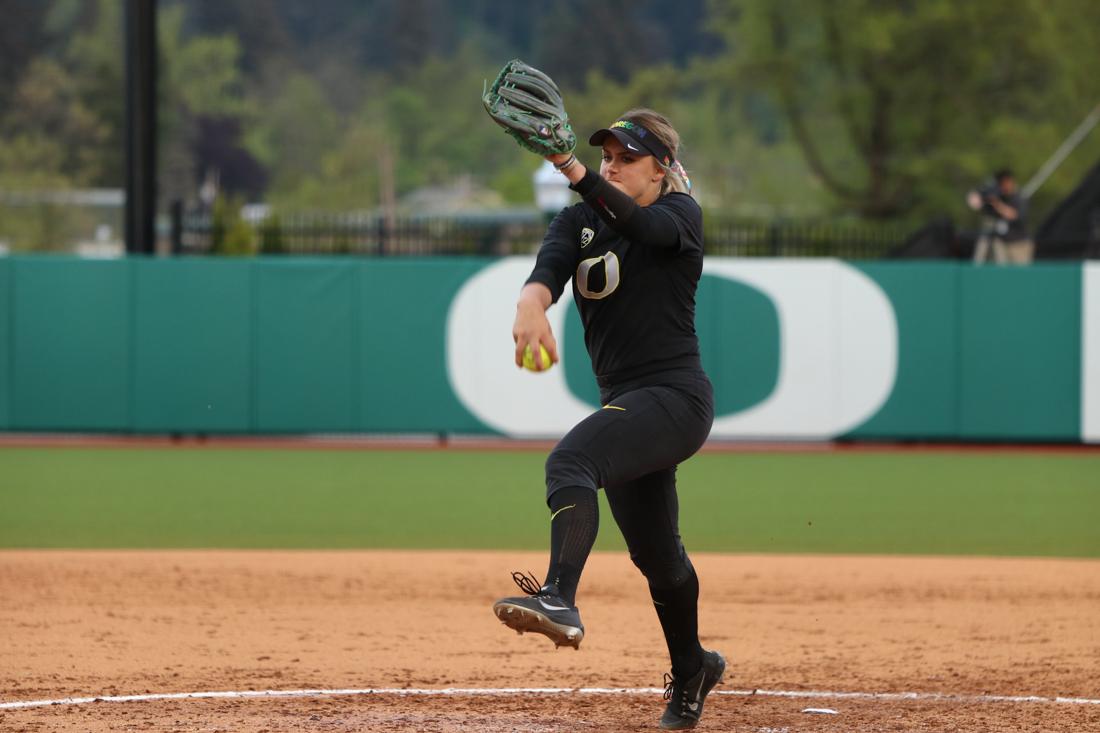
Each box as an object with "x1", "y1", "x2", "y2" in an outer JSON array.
[{"x1": 966, "y1": 169, "x2": 1034, "y2": 264}]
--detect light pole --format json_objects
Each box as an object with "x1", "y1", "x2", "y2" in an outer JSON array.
[{"x1": 125, "y1": 0, "x2": 156, "y2": 255}]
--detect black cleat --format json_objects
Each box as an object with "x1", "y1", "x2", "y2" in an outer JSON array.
[
  {"x1": 659, "y1": 650, "x2": 726, "y2": 730},
  {"x1": 493, "y1": 571, "x2": 584, "y2": 650}
]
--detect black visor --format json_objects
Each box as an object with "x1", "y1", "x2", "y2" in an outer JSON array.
[{"x1": 589, "y1": 120, "x2": 673, "y2": 167}]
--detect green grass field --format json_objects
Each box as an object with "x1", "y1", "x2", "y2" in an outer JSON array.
[{"x1": 1, "y1": 447, "x2": 1098, "y2": 557}]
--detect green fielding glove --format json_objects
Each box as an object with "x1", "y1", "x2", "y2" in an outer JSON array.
[{"x1": 483, "y1": 59, "x2": 576, "y2": 156}]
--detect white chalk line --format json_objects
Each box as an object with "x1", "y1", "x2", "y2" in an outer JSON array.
[{"x1": 2, "y1": 687, "x2": 1098, "y2": 711}]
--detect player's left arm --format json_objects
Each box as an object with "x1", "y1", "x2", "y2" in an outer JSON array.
[{"x1": 563, "y1": 167, "x2": 697, "y2": 250}]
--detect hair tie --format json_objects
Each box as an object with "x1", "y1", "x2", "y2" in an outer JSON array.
[{"x1": 672, "y1": 160, "x2": 692, "y2": 192}]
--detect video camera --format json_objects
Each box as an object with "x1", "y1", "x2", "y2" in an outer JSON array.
[{"x1": 974, "y1": 180, "x2": 1001, "y2": 218}]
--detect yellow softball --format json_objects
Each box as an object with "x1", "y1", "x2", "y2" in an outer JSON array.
[{"x1": 522, "y1": 344, "x2": 552, "y2": 372}]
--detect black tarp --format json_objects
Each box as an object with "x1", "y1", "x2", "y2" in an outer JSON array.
[
  {"x1": 1034, "y1": 160, "x2": 1100, "y2": 259},
  {"x1": 888, "y1": 216, "x2": 972, "y2": 259}
]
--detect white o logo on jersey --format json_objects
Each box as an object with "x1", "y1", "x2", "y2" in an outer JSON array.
[{"x1": 575, "y1": 251, "x2": 620, "y2": 300}]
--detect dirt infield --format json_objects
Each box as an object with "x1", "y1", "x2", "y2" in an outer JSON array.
[{"x1": 1, "y1": 551, "x2": 1098, "y2": 732}]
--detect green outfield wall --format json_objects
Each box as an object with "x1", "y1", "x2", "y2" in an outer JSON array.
[{"x1": 1, "y1": 256, "x2": 1097, "y2": 442}]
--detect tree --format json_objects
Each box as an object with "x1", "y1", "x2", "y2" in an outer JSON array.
[
  {"x1": 60, "y1": 0, "x2": 125, "y2": 186},
  {"x1": 0, "y1": 0, "x2": 53, "y2": 102},
  {"x1": 157, "y1": 4, "x2": 254, "y2": 203},
  {"x1": 532, "y1": 0, "x2": 665, "y2": 88},
  {"x1": 709, "y1": 0, "x2": 1100, "y2": 219},
  {"x1": 1, "y1": 58, "x2": 109, "y2": 186},
  {"x1": 244, "y1": 73, "x2": 340, "y2": 198},
  {"x1": 171, "y1": 0, "x2": 294, "y2": 76}
]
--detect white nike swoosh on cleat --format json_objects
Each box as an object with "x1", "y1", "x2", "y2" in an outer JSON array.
[{"x1": 538, "y1": 598, "x2": 571, "y2": 612}]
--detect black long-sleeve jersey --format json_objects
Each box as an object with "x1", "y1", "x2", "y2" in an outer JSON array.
[{"x1": 526, "y1": 167, "x2": 705, "y2": 389}]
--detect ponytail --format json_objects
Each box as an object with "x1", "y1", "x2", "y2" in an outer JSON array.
[
  {"x1": 662, "y1": 159, "x2": 692, "y2": 196},
  {"x1": 618, "y1": 108, "x2": 694, "y2": 198}
]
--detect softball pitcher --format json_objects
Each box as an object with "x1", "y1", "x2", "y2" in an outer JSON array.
[{"x1": 484, "y1": 61, "x2": 724, "y2": 730}]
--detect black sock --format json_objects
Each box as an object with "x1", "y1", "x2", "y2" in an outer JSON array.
[
  {"x1": 650, "y1": 567, "x2": 705, "y2": 678},
  {"x1": 544, "y1": 486, "x2": 599, "y2": 606}
]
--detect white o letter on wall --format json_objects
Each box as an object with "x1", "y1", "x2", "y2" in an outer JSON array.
[
  {"x1": 1083, "y1": 263, "x2": 1100, "y2": 443},
  {"x1": 704, "y1": 259, "x2": 898, "y2": 439},
  {"x1": 447, "y1": 257, "x2": 592, "y2": 438},
  {"x1": 447, "y1": 257, "x2": 898, "y2": 440}
]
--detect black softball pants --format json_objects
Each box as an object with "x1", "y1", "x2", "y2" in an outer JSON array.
[{"x1": 544, "y1": 371, "x2": 714, "y2": 589}]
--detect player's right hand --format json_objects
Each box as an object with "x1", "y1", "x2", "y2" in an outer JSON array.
[{"x1": 513, "y1": 300, "x2": 559, "y2": 370}]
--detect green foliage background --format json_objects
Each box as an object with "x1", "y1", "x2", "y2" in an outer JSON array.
[{"x1": 2, "y1": 0, "x2": 1100, "y2": 246}]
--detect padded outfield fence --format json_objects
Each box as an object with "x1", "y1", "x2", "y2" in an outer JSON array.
[{"x1": 1, "y1": 256, "x2": 1097, "y2": 442}]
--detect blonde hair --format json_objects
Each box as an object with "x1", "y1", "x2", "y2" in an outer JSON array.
[{"x1": 618, "y1": 108, "x2": 692, "y2": 196}]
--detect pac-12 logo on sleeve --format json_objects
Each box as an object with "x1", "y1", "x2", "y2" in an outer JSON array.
[{"x1": 580, "y1": 227, "x2": 594, "y2": 247}]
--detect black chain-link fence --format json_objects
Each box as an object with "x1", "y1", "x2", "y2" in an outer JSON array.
[
  {"x1": 179, "y1": 210, "x2": 913, "y2": 259},
  {"x1": 702, "y1": 220, "x2": 911, "y2": 259},
  {"x1": 180, "y1": 211, "x2": 547, "y2": 256}
]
